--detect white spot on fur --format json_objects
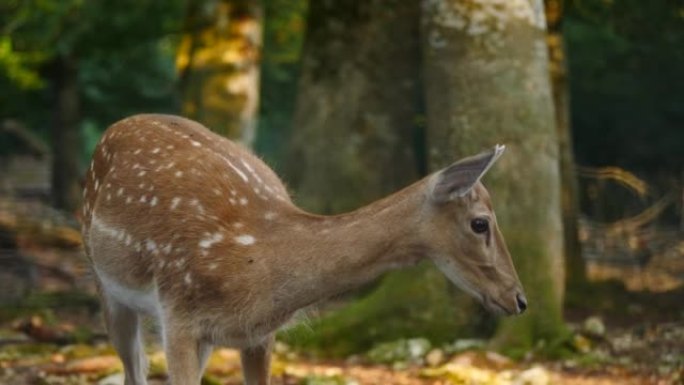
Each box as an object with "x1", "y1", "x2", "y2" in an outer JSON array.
[
  {"x1": 175, "y1": 171, "x2": 183, "y2": 177},
  {"x1": 264, "y1": 212, "x2": 276, "y2": 220},
  {"x1": 239, "y1": 197, "x2": 248, "y2": 206},
  {"x1": 223, "y1": 158, "x2": 248, "y2": 182},
  {"x1": 199, "y1": 232, "x2": 224, "y2": 249},
  {"x1": 191, "y1": 140, "x2": 201, "y2": 147},
  {"x1": 138, "y1": 171, "x2": 146, "y2": 177},
  {"x1": 241, "y1": 159, "x2": 264, "y2": 184},
  {"x1": 171, "y1": 197, "x2": 181, "y2": 209},
  {"x1": 140, "y1": 195, "x2": 147, "y2": 203},
  {"x1": 146, "y1": 239, "x2": 157, "y2": 252},
  {"x1": 116, "y1": 187, "x2": 124, "y2": 196},
  {"x1": 184, "y1": 273, "x2": 192, "y2": 284},
  {"x1": 233, "y1": 222, "x2": 244, "y2": 228},
  {"x1": 150, "y1": 196, "x2": 158, "y2": 206},
  {"x1": 152, "y1": 148, "x2": 160, "y2": 154},
  {"x1": 234, "y1": 234, "x2": 255, "y2": 245}
]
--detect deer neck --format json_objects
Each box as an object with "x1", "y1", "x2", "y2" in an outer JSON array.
[{"x1": 261, "y1": 182, "x2": 428, "y2": 313}]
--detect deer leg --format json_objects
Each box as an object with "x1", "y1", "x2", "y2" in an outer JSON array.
[
  {"x1": 101, "y1": 295, "x2": 148, "y2": 385},
  {"x1": 198, "y1": 341, "x2": 214, "y2": 377},
  {"x1": 163, "y1": 324, "x2": 202, "y2": 384},
  {"x1": 240, "y1": 335, "x2": 274, "y2": 385}
]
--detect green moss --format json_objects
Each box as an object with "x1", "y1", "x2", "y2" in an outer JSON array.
[
  {"x1": 201, "y1": 375, "x2": 224, "y2": 385},
  {"x1": 301, "y1": 375, "x2": 351, "y2": 385},
  {"x1": 0, "y1": 291, "x2": 100, "y2": 324},
  {"x1": 365, "y1": 338, "x2": 431, "y2": 364},
  {"x1": 0, "y1": 343, "x2": 58, "y2": 361},
  {"x1": 491, "y1": 232, "x2": 568, "y2": 357},
  {"x1": 281, "y1": 263, "x2": 490, "y2": 357}
]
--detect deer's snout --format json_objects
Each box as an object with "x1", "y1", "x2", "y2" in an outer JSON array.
[
  {"x1": 515, "y1": 292, "x2": 528, "y2": 314},
  {"x1": 483, "y1": 287, "x2": 528, "y2": 316}
]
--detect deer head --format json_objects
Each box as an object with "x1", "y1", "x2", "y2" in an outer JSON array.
[{"x1": 422, "y1": 145, "x2": 527, "y2": 315}]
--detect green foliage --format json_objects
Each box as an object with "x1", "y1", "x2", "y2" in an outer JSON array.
[
  {"x1": 256, "y1": 0, "x2": 307, "y2": 167},
  {"x1": 0, "y1": 0, "x2": 184, "y2": 160},
  {"x1": 0, "y1": 37, "x2": 44, "y2": 88},
  {"x1": 566, "y1": 0, "x2": 684, "y2": 173}
]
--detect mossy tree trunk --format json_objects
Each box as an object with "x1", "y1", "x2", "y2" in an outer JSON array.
[
  {"x1": 422, "y1": 0, "x2": 566, "y2": 352},
  {"x1": 285, "y1": 0, "x2": 480, "y2": 354},
  {"x1": 288, "y1": 0, "x2": 421, "y2": 214},
  {"x1": 177, "y1": 0, "x2": 262, "y2": 146},
  {"x1": 545, "y1": 0, "x2": 586, "y2": 294}
]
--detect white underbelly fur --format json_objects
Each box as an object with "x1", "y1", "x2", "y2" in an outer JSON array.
[{"x1": 95, "y1": 268, "x2": 161, "y2": 318}]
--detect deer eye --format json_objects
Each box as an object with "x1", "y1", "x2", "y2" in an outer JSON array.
[{"x1": 470, "y1": 218, "x2": 489, "y2": 234}]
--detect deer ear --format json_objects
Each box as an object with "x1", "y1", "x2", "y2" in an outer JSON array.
[{"x1": 430, "y1": 144, "x2": 505, "y2": 203}]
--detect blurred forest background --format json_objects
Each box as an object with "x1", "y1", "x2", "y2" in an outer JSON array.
[{"x1": 0, "y1": 0, "x2": 682, "y2": 384}]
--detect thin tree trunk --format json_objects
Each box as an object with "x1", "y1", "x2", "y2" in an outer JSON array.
[
  {"x1": 545, "y1": 0, "x2": 586, "y2": 292},
  {"x1": 422, "y1": 0, "x2": 566, "y2": 349},
  {"x1": 177, "y1": 0, "x2": 262, "y2": 146},
  {"x1": 51, "y1": 54, "x2": 81, "y2": 213}
]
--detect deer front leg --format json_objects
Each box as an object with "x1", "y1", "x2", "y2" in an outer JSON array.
[
  {"x1": 101, "y1": 296, "x2": 148, "y2": 385},
  {"x1": 240, "y1": 335, "x2": 274, "y2": 385},
  {"x1": 198, "y1": 341, "x2": 213, "y2": 375},
  {"x1": 163, "y1": 325, "x2": 202, "y2": 385}
]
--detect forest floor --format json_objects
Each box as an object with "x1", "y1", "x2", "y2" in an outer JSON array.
[
  {"x1": 0, "y1": 243, "x2": 682, "y2": 384},
  {"x1": 0, "y1": 315, "x2": 681, "y2": 385}
]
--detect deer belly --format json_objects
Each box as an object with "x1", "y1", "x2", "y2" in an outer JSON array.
[
  {"x1": 95, "y1": 268, "x2": 161, "y2": 317},
  {"x1": 203, "y1": 309, "x2": 295, "y2": 349}
]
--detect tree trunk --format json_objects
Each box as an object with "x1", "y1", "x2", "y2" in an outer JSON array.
[
  {"x1": 545, "y1": 0, "x2": 586, "y2": 293},
  {"x1": 422, "y1": 0, "x2": 566, "y2": 350},
  {"x1": 285, "y1": 0, "x2": 478, "y2": 354},
  {"x1": 177, "y1": 0, "x2": 262, "y2": 146},
  {"x1": 51, "y1": 54, "x2": 82, "y2": 213},
  {"x1": 288, "y1": 0, "x2": 421, "y2": 214}
]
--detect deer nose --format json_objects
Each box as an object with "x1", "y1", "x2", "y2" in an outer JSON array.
[{"x1": 515, "y1": 293, "x2": 528, "y2": 314}]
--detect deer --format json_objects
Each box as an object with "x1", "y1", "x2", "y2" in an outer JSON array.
[{"x1": 81, "y1": 114, "x2": 527, "y2": 385}]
